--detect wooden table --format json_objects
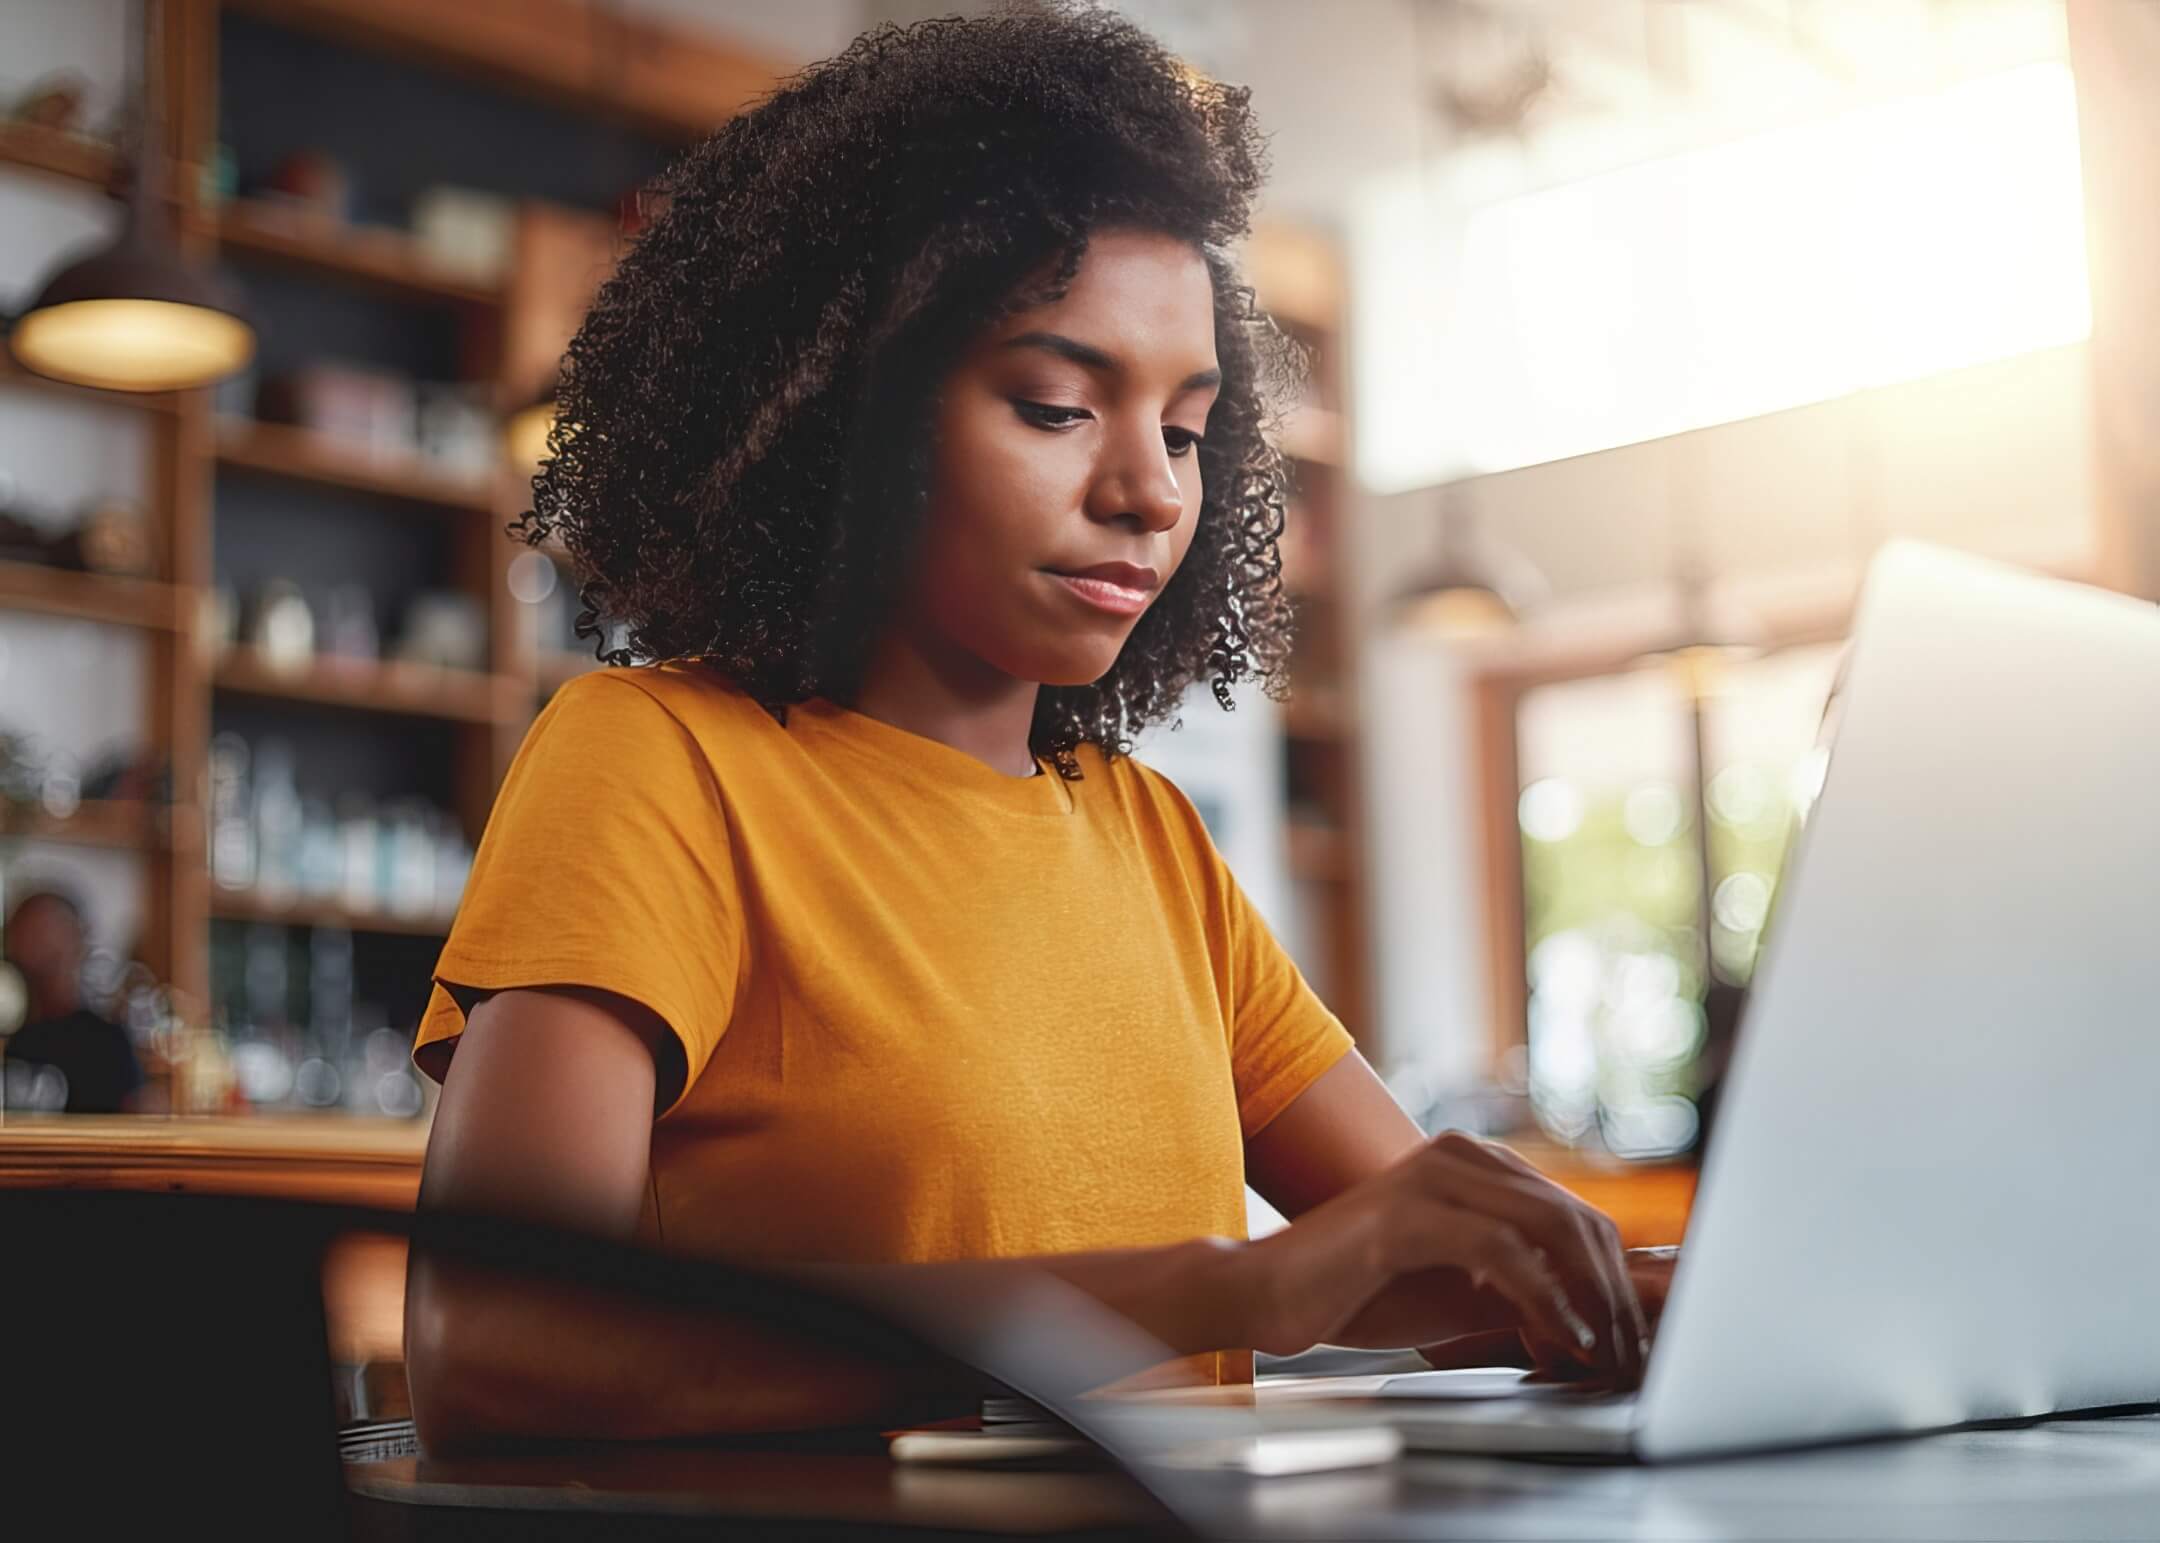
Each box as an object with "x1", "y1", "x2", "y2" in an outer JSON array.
[
  {"x1": 348, "y1": 1412, "x2": 2160, "y2": 1540},
  {"x1": 348, "y1": 1444, "x2": 1161, "y2": 1539}
]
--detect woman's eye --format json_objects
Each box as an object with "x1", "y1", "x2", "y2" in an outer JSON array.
[
  {"x1": 1013, "y1": 400, "x2": 1204, "y2": 458},
  {"x1": 1013, "y1": 400, "x2": 1091, "y2": 429}
]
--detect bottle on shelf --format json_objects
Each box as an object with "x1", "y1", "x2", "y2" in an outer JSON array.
[
  {"x1": 299, "y1": 794, "x2": 342, "y2": 903},
  {"x1": 385, "y1": 798, "x2": 437, "y2": 920},
  {"x1": 208, "y1": 733, "x2": 255, "y2": 892},
  {"x1": 337, "y1": 792, "x2": 379, "y2": 915},
  {"x1": 253, "y1": 737, "x2": 304, "y2": 906}
]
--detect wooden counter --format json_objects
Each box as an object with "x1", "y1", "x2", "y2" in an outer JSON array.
[
  {"x1": 0, "y1": 1114, "x2": 429, "y2": 1207},
  {"x1": 0, "y1": 1118, "x2": 1692, "y2": 1237}
]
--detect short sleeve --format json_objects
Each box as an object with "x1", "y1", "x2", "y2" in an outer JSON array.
[
  {"x1": 1217, "y1": 851, "x2": 1357, "y2": 1139},
  {"x1": 1135, "y1": 762, "x2": 1357, "y2": 1139},
  {"x1": 411, "y1": 671, "x2": 742, "y2": 1117}
]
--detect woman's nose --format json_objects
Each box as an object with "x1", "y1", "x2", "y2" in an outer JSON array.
[{"x1": 1086, "y1": 422, "x2": 1187, "y2": 531}]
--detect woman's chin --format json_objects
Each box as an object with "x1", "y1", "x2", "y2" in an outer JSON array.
[
  {"x1": 996, "y1": 638, "x2": 1128, "y2": 689},
  {"x1": 1034, "y1": 654, "x2": 1127, "y2": 689}
]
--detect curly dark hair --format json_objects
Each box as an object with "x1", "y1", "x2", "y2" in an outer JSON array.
[{"x1": 517, "y1": 0, "x2": 1311, "y2": 778}]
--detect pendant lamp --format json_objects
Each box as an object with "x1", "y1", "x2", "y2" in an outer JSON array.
[
  {"x1": 8, "y1": 0, "x2": 254, "y2": 393},
  {"x1": 1388, "y1": 486, "x2": 1537, "y2": 642}
]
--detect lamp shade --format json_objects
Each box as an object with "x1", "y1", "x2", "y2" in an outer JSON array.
[
  {"x1": 10, "y1": 229, "x2": 255, "y2": 393},
  {"x1": 1390, "y1": 560, "x2": 1521, "y2": 641},
  {"x1": 1387, "y1": 487, "x2": 1543, "y2": 642},
  {"x1": 1630, "y1": 569, "x2": 1769, "y2": 699}
]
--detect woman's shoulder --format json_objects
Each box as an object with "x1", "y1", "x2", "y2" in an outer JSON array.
[
  {"x1": 1102, "y1": 750, "x2": 1221, "y2": 864},
  {"x1": 1111, "y1": 747, "x2": 1200, "y2": 816},
  {"x1": 545, "y1": 660, "x2": 780, "y2": 737},
  {"x1": 521, "y1": 662, "x2": 790, "y2": 800}
]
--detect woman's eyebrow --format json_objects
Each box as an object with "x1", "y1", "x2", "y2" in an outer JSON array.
[{"x1": 998, "y1": 330, "x2": 1221, "y2": 392}]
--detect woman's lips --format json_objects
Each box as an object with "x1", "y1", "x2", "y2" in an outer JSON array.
[{"x1": 1046, "y1": 571, "x2": 1152, "y2": 616}]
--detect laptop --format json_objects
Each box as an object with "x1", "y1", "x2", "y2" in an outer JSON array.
[{"x1": 1357, "y1": 541, "x2": 2160, "y2": 1461}]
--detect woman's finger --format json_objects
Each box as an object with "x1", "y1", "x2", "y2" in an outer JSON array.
[
  {"x1": 1428, "y1": 1134, "x2": 1652, "y2": 1385},
  {"x1": 1417, "y1": 1328, "x2": 1533, "y2": 1370},
  {"x1": 1383, "y1": 1206, "x2": 1601, "y2": 1376},
  {"x1": 1413, "y1": 1142, "x2": 1629, "y2": 1382},
  {"x1": 1575, "y1": 1203, "x2": 1649, "y2": 1385},
  {"x1": 1625, "y1": 1250, "x2": 1678, "y2": 1329}
]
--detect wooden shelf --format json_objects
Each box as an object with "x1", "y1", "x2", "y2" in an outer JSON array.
[
  {"x1": 1279, "y1": 540, "x2": 1333, "y2": 602},
  {"x1": 1286, "y1": 817, "x2": 1348, "y2": 882},
  {"x1": 1283, "y1": 688, "x2": 1348, "y2": 743},
  {"x1": 0, "y1": 120, "x2": 117, "y2": 190},
  {"x1": 210, "y1": 198, "x2": 502, "y2": 308},
  {"x1": 213, "y1": 651, "x2": 520, "y2": 725},
  {"x1": 215, "y1": 418, "x2": 497, "y2": 514},
  {"x1": 220, "y1": 0, "x2": 787, "y2": 146},
  {"x1": 1280, "y1": 404, "x2": 1344, "y2": 467},
  {"x1": 0, "y1": 0, "x2": 800, "y2": 1058},
  {"x1": 210, "y1": 889, "x2": 452, "y2": 938},
  {"x1": 0, "y1": 560, "x2": 193, "y2": 632},
  {"x1": 0, "y1": 799, "x2": 189, "y2": 852}
]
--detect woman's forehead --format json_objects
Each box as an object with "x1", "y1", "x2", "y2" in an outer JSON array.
[{"x1": 985, "y1": 233, "x2": 1218, "y2": 376}]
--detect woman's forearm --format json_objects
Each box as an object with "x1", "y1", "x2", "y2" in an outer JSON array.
[
  {"x1": 405, "y1": 1234, "x2": 1255, "y2": 1453},
  {"x1": 404, "y1": 1252, "x2": 955, "y2": 1450}
]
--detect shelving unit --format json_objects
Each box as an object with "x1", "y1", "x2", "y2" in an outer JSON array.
[
  {"x1": 0, "y1": 0, "x2": 779, "y2": 1115},
  {"x1": 0, "y1": 559, "x2": 195, "y2": 632},
  {"x1": 208, "y1": 888, "x2": 449, "y2": 938},
  {"x1": 0, "y1": 119, "x2": 117, "y2": 189},
  {"x1": 209, "y1": 198, "x2": 503, "y2": 310},
  {"x1": 1248, "y1": 226, "x2": 1373, "y2": 1049},
  {"x1": 0, "y1": 798, "x2": 193, "y2": 853},
  {"x1": 213, "y1": 418, "x2": 497, "y2": 514},
  {"x1": 211, "y1": 652, "x2": 520, "y2": 725},
  {"x1": 3, "y1": 1, "x2": 1381, "y2": 1104}
]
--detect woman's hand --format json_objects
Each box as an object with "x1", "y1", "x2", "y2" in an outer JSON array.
[
  {"x1": 1626, "y1": 1244, "x2": 1678, "y2": 1333},
  {"x1": 1239, "y1": 1130, "x2": 1653, "y2": 1389},
  {"x1": 1414, "y1": 1243, "x2": 1678, "y2": 1384}
]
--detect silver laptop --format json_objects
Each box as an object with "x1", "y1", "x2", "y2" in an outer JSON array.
[{"x1": 1372, "y1": 540, "x2": 2160, "y2": 1461}]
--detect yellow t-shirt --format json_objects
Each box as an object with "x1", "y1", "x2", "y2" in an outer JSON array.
[{"x1": 413, "y1": 662, "x2": 1353, "y2": 1273}]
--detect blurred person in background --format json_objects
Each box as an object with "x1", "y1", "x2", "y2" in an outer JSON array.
[
  {"x1": 405, "y1": 2, "x2": 1673, "y2": 1454},
  {"x1": 1, "y1": 888, "x2": 142, "y2": 1114}
]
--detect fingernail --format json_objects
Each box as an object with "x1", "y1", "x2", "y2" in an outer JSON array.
[{"x1": 1639, "y1": 1336, "x2": 1652, "y2": 1359}]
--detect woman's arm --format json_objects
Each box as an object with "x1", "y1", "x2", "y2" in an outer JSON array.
[
  {"x1": 1244, "y1": 1049, "x2": 1429, "y2": 1217},
  {"x1": 1243, "y1": 1051, "x2": 1671, "y2": 1376},
  {"x1": 408, "y1": 993, "x2": 1663, "y2": 1451},
  {"x1": 404, "y1": 985, "x2": 1251, "y2": 1452}
]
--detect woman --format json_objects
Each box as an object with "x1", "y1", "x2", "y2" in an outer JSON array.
[{"x1": 404, "y1": 3, "x2": 1670, "y2": 1453}]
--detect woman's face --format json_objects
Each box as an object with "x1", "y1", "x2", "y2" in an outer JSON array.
[{"x1": 903, "y1": 227, "x2": 1221, "y2": 688}]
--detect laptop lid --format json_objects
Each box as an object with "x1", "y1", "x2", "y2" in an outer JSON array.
[{"x1": 1635, "y1": 541, "x2": 2160, "y2": 1460}]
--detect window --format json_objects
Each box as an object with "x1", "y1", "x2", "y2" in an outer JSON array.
[
  {"x1": 1509, "y1": 642, "x2": 1844, "y2": 1155},
  {"x1": 1354, "y1": 62, "x2": 2090, "y2": 493}
]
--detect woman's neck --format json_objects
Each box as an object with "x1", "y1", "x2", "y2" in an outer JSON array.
[{"x1": 848, "y1": 629, "x2": 1042, "y2": 778}]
